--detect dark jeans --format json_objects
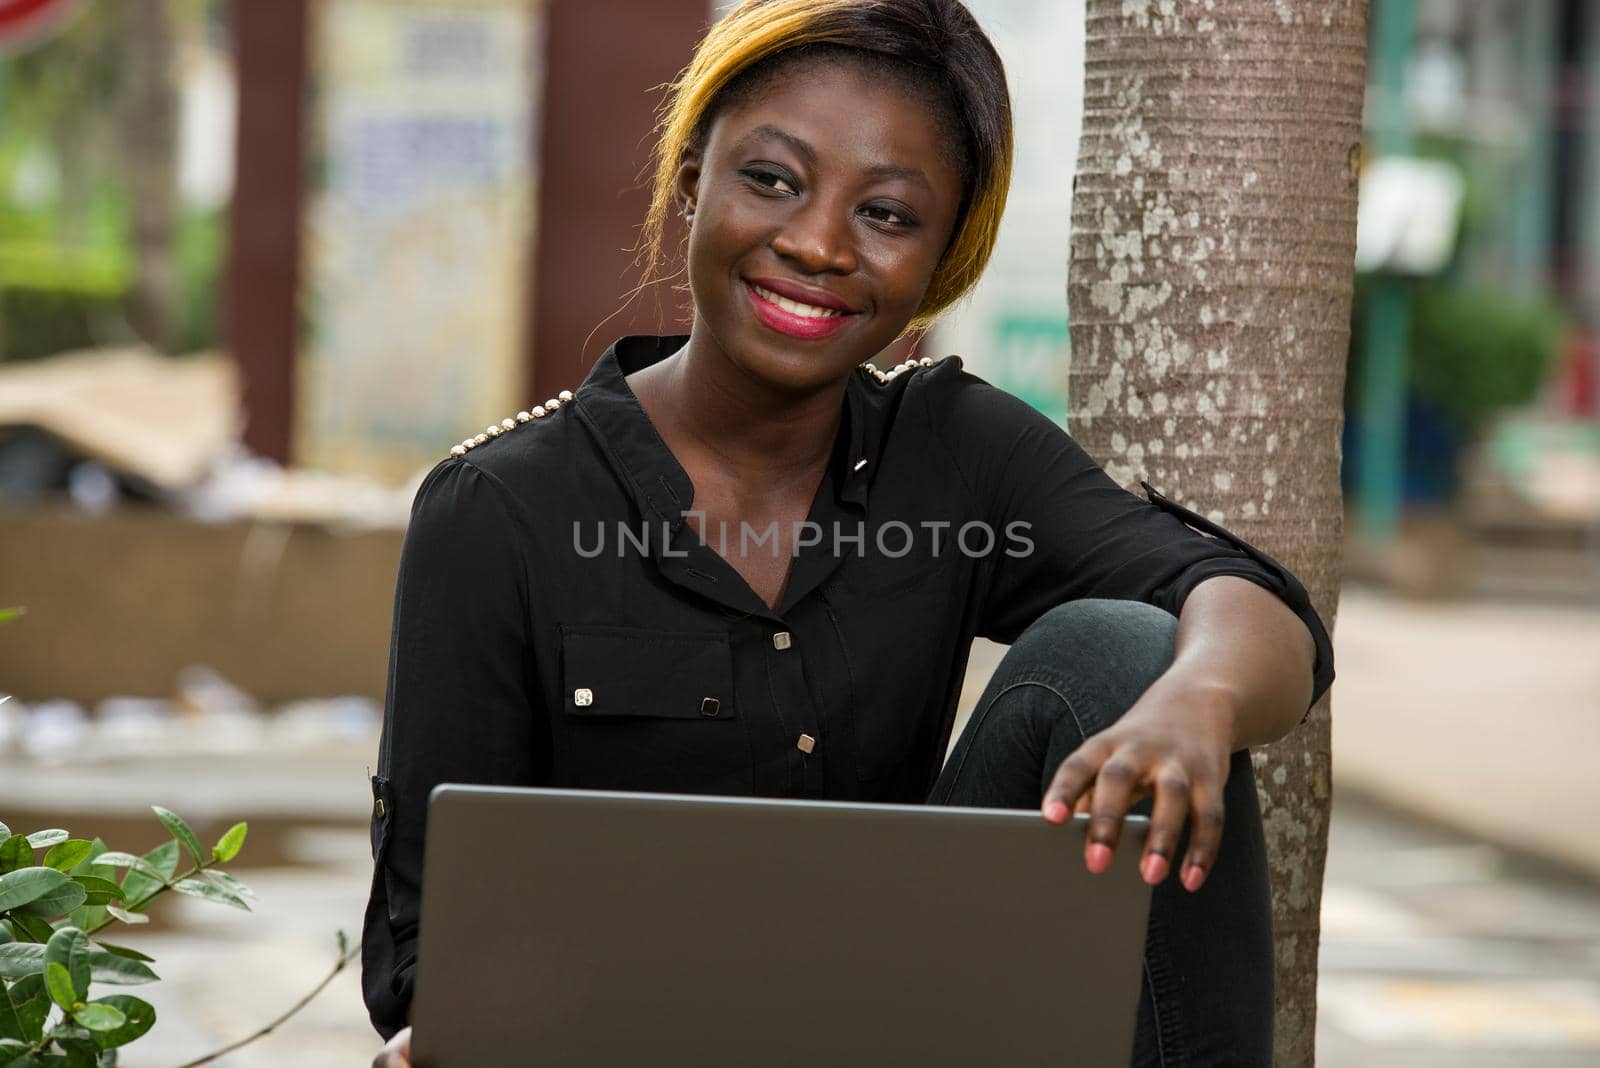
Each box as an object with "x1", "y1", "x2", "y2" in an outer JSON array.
[{"x1": 926, "y1": 599, "x2": 1274, "y2": 1067}]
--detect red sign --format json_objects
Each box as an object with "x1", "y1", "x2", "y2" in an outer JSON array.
[{"x1": 0, "y1": 0, "x2": 79, "y2": 54}]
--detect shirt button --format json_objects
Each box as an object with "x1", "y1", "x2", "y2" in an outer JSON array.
[
  {"x1": 796, "y1": 733, "x2": 816, "y2": 754},
  {"x1": 772, "y1": 631, "x2": 792, "y2": 651}
]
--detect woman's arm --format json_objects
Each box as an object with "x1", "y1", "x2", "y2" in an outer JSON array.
[
  {"x1": 1039, "y1": 574, "x2": 1317, "y2": 891},
  {"x1": 364, "y1": 456, "x2": 545, "y2": 1041}
]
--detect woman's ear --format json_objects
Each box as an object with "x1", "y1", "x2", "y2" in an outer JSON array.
[{"x1": 674, "y1": 147, "x2": 702, "y2": 222}]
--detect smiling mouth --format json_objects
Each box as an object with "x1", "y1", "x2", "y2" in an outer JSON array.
[
  {"x1": 743, "y1": 282, "x2": 858, "y2": 341},
  {"x1": 749, "y1": 283, "x2": 847, "y2": 319}
]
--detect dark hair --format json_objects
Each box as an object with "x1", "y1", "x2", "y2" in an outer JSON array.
[{"x1": 640, "y1": 0, "x2": 1014, "y2": 332}]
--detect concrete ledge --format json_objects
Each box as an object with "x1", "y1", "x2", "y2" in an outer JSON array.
[{"x1": 0, "y1": 505, "x2": 401, "y2": 703}]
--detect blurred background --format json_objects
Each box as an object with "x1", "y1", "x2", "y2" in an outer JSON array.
[{"x1": 0, "y1": 1, "x2": 1596, "y2": 1064}]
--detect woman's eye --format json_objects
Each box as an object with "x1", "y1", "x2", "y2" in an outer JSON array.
[
  {"x1": 743, "y1": 169, "x2": 797, "y2": 195},
  {"x1": 862, "y1": 204, "x2": 911, "y2": 227}
]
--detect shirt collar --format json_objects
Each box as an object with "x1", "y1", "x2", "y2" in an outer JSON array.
[{"x1": 572, "y1": 335, "x2": 879, "y2": 527}]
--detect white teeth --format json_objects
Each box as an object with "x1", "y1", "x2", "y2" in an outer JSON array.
[{"x1": 753, "y1": 284, "x2": 843, "y2": 318}]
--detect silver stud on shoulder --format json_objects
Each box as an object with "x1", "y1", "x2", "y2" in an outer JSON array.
[
  {"x1": 859, "y1": 354, "x2": 940, "y2": 384},
  {"x1": 448, "y1": 387, "x2": 578, "y2": 456}
]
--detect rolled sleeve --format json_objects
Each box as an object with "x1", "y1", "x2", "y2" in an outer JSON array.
[
  {"x1": 924, "y1": 369, "x2": 1332, "y2": 714},
  {"x1": 362, "y1": 457, "x2": 544, "y2": 1039},
  {"x1": 1141, "y1": 481, "x2": 1335, "y2": 713}
]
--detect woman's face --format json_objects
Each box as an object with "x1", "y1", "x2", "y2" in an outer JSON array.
[{"x1": 676, "y1": 60, "x2": 966, "y2": 391}]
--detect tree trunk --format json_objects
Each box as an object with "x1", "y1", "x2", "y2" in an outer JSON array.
[
  {"x1": 116, "y1": 0, "x2": 182, "y2": 353},
  {"x1": 1067, "y1": 2, "x2": 1368, "y2": 1062}
]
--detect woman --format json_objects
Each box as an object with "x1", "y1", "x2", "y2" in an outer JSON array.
[{"x1": 367, "y1": 1, "x2": 1334, "y2": 1064}]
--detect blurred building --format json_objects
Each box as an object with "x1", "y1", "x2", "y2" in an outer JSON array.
[{"x1": 1404, "y1": 0, "x2": 1597, "y2": 419}]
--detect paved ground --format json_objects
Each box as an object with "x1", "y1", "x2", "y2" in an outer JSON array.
[
  {"x1": 1330, "y1": 586, "x2": 1600, "y2": 877},
  {"x1": 2, "y1": 586, "x2": 1595, "y2": 1065}
]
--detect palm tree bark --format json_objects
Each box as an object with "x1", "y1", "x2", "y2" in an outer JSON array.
[{"x1": 1067, "y1": 2, "x2": 1368, "y2": 1062}]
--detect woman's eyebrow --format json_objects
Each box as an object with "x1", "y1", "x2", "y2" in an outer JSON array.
[{"x1": 737, "y1": 124, "x2": 932, "y2": 191}]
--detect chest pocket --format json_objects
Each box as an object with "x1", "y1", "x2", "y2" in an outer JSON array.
[{"x1": 555, "y1": 624, "x2": 752, "y2": 794}]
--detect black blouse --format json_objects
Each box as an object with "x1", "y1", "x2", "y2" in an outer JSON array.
[{"x1": 361, "y1": 334, "x2": 1334, "y2": 1038}]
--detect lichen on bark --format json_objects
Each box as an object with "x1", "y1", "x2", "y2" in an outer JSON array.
[{"x1": 1067, "y1": 2, "x2": 1368, "y2": 1062}]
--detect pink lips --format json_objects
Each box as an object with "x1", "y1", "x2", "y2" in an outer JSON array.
[{"x1": 745, "y1": 282, "x2": 856, "y2": 341}]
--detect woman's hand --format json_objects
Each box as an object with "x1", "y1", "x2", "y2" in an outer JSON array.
[
  {"x1": 1040, "y1": 675, "x2": 1237, "y2": 893},
  {"x1": 371, "y1": 1026, "x2": 412, "y2": 1067}
]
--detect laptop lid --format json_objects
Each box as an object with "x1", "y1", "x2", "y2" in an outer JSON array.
[{"x1": 411, "y1": 785, "x2": 1152, "y2": 1067}]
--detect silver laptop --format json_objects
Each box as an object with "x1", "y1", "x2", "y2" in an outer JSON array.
[{"x1": 410, "y1": 785, "x2": 1152, "y2": 1067}]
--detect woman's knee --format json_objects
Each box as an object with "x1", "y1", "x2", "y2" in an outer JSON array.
[{"x1": 1002, "y1": 599, "x2": 1177, "y2": 695}]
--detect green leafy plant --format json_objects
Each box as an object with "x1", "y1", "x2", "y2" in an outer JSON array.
[
  {"x1": 0, "y1": 807, "x2": 356, "y2": 1068},
  {"x1": 2, "y1": 608, "x2": 357, "y2": 1065},
  {"x1": 0, "y1": 809, "x2": 251, "y2": 1065}
]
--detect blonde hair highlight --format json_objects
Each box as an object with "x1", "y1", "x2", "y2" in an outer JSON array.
[{"x1": 635, "y1": 0, "x2": 1013, "y2": 336}]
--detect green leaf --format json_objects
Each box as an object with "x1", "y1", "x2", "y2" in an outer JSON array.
[
  {"x1": 0, "y1": 869, "x2": 70, "y2": 912},
  {"x1": 0, "y1": 840, "x2": 30, "y2": 877},
  {"x1": 210, "y1": 822, "x2": 247, "y2": 864},
  {"x1": 150, "y1": 808, "x2": 203, "y2": 867},
  {"x1": 65, "y1": 842, "x2": 108, "y2": 879},
  {"x1": 44, "y1": 928, "x2": 88, "y2": 1000},
  {"x1": 63, "y1": 907, "x2": 105, "y2": 937},
  {"x1": 67, "y1": 1004, "x2": 121, "y2": 1034},
  {"x1": 0, "y1": 946, "x2": 44, "y2": 980},
  {"x1": 0, "y1": 923, "x2": 9, "y2": 946},
  {"x1": 82, "y1": 949, "x2": 157, "y2": 986},
  {"x1": 169, "y1": 879, "x2": 249, "y2": 911},
  {"x1": 65, "y1": 879, "x2": 121, "y2": 909},
  {"x1": 0, "y1": 824, "x2": 8, "y2": 842},
  {"x1": 21, "y1": 834, "x2": 65, "y2": 852},
  {"x1": 117, "y1": 842, "x2": 178, "y2": 910},
  {"x1": 0, "y1": 972, "x2": 43, "y2": 1041},
  {"x1": 202, "y1": 869, "x2": 257, "y2": 902},
  {"x1": 46, "y1": 1022, "x2": 97, "y2": 1068},
  {"x1": 1, "y1": 975, "x2": 48, "y2": 1043},
  {"x1": 100, "y1": 907, "x2": 146, "y2": 928},
  {"x1": 15, "y1": 879, "x2": 87, "y2": 920},
  {"x1": 143, "y1": 841, "x2": 178, "y2": 882},
  {"x1": 44, "y1": 963, "x2": 76, "y2": 1011},
  {"x1": 4, "y1": 915, "x2": 54, "y2": 945},
  {"x1": 41, "y1": 843, "x2": 91, "y2": 875},
  {"x1": 88, "y1": 944, "x2": 153, "y2": 966},
  {"x1": 88, "y1": 855, "x2": 164, "y2": 887},
  {"x1": 85, "y1": 995, "x2": 152, "y2": 1051},
  {"x1": 0, "y1": 608, "x2": 24, "y2": 625},
  {"x1": 0, "y1": 1037, "x2": 30, "y2": 1065}
]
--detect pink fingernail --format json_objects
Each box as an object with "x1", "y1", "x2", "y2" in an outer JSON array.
[
  {"x1": 1182, "y1": 864, "x2": 1205, "y2": 892},
  {"x1": 1141, "y1": 854, "x2": 1168, "y2": 884},
  {"x1": 1043, "y1": 800, "x2": 1068, "y2": 823},
  {"x1": 1086, "y1": 843, "x2": 1113, "y2": 873}
]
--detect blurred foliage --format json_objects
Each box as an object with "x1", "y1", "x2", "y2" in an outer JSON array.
[
  {"x1": 0, "y1": 0, "x2": 227, "y2": 362},
  {"x1": 1349, "y1": 277, "x2": 1567, "y2": 435},
  {"x1": 1408, "y1": 285, "x2": 1565, "y2": 432}
]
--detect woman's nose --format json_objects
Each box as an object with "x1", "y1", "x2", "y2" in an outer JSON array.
[{"x1": 770, "y1": 200, "x2": 857, "y2": 276}]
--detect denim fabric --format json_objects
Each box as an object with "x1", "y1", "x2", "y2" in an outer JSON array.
[{"x1": 926, "y1": 599, "x2": 1274, "y2": 1067}]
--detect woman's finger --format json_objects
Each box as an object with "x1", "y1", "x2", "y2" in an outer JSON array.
[
  {"x1": 1139, "y1": 761, "x2": 1191, "y2": 885},
  {"x1": 372, "y1": 1026, "x2": 412, "y2": 1068},
  {"x1": 1179, "y1": 775, "x2": 1227, "y2": 892},
  {"x1": 1082, "y1": 747, "x2": 1144, "y2": 874},
  {"x1": 1040, "y1": 736, "x2": 1114, "y2": 822}
]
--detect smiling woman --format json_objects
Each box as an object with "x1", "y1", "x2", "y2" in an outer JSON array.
[{"x1": 365, "y1": 2, "x2": 1334, "y2": 1066}]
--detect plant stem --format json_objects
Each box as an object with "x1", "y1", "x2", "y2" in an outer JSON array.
[
  {"x1": 164, "y1": 939, "x2": 360, "y2": 1068},
  {"x1": 84, "y1": 859, "x2": 211, "y2": 937}
]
